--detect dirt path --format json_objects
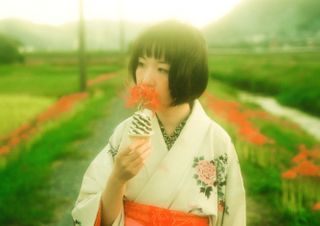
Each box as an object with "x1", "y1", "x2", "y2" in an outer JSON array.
[{"x1": 47, "y1": 95, "x2": 132, "y2": 226}]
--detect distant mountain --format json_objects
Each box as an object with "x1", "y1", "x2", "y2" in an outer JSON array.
[
  {"x1": 2, "y1": 0, "x2": 320, "y2": 52},
  {"x1": 203, "y1": 0, "x2": 320, "y2": 48},
  {"x1": 0, "y1": 19, "x2": 148, "y2": 51}
]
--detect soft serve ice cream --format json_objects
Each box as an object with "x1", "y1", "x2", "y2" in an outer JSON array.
[
  {"x1": 126, "y1": 84, "x2": 159, "y2": 141},
  {"x1": 128, "y1": 109, "x2": 153, "y2": 137}
]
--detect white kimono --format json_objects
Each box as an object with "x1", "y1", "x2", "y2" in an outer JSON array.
[{"x1": 72, "y1": 100, "x2": 246, "y2": 226}]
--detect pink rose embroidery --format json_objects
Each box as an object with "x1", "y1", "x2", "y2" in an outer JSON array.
[
  {"x1": 196, "y1": 160, "x2": 216, "y2": 186},
  {"x1": 193, "y1": 154, "x2": 229, "y2": 214},
  {"x1": 193, "y1": 156, "x2": 216, "y2": 198}
]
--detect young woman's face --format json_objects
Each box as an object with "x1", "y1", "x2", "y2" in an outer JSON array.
[{"x1": 135, "y1": 56, "x2": 172, "y2": 110}]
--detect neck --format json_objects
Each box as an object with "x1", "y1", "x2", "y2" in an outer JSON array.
[{"x1": 156, "y1": 102, "x2": 191, "y2": 135}]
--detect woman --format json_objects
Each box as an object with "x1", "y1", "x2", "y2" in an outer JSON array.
[{"x1": 72, "y1": 20, "x2": 246, "y2": 226}]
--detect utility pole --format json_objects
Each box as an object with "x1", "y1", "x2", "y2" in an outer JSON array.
[
  {"x1": 78, "y1": 0, "x2": 87, "y2": 91},
  {"x1": 118, "y1": 0, "x2": 125, "y2": 54},
  {"x1": 119, "y1": 18, "x2": 125, "y2": 54}
]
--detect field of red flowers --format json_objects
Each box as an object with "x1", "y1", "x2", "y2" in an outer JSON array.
[
  {"x1": 0, "y1": 73, "x2": 116, "y2": 160},
  {"x1": 204, "y1": 91, "x2": 320, "y2": 219}
]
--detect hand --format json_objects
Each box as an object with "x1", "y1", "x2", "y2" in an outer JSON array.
[{"x1": 112, "y1": 138, "x2": 151, "y2": 183}]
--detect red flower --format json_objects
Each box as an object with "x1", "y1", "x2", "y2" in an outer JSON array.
[
  {"x1": 293, "y1": 160, "x2": 320, "y2": 177},
  {"x1": 0, "y1": 145, "x2": 11, "y2": 155},
  {"x1": 126, "y1": 84, "x2": 160, "y2": 111},
  {"x1": 312, "y1": 202, "x2": 320, "y2": 211},
  {"x1": 281, "y1": 169, "x2": 297, "y2": 180},
  {"x1": 204, "y1": 92, "x2": 274, "y2": 145},
  {"x1": 292, "y1": 149, "x2": 308, "y2": 163}
]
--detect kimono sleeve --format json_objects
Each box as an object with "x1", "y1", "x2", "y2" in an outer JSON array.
[
  {"x1": 71, "y1": 122, "x2": 128, "y2": 226},
  {"x1": 221, "y1": 141, "x2": 246, "y2": 226}
]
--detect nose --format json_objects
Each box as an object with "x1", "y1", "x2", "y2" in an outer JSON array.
[{"x1": 141, "y1": 68, "x2": 155, "y2": 85}]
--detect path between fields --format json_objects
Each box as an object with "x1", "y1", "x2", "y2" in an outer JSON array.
[{"x1": 47, "y1": 95, "x2": 132, "y2": 226}]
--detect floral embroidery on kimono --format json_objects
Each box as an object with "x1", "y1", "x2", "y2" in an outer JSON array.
[
  {"x1": 214, "y1": 153, "x2": 229, "y2": 215},
  {"x1": 193, "y1": 153, "x2": 229, "y2": 214},
  {"x1": 192, "y1": 156, "x2": 216, "y2": 198},
  {"x1": 73, "y1": 219, "x2": 82, "y2": 226}
]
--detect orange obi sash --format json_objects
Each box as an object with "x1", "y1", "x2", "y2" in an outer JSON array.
[{"x1": 124, "y1": 200, "x2": 209, "y2": 226}]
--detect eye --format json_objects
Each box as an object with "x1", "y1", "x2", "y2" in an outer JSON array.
[
  {"x1": 158, "y1": 67, "x2": 169, "y2": 74},
  {"x1": 137, "y1": 60, "x2": 145, "y2": 68}
]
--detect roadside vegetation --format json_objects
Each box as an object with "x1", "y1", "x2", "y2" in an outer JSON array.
[{"x1": 208, "y1": 52, "x2": 320, "y2": 116}]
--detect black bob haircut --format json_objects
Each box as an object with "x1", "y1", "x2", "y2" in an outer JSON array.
[{"x1": 129, "y1": 20, "x2": 208, "y2": 106}]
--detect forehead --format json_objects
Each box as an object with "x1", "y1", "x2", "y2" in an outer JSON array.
[{"x1": 137, "y1": 43, "x2": 170, "y2": 62}]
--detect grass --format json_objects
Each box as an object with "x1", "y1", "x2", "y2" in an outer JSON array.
[
  {"x1": 0, "y1": 94, "x2": 54, "y2": 137},
  {"x1": 0, "y1": 52, "x2": 124, "y2": 139},
  {"x1": 0, "y1": 74, "x2": 123, "y2": 225},
  {"x1": 208, "y1": 52, "x2": 320, "y2": 116},
  {"x1": 243, "y1": 160, "x2": 320, "y2": 226},
  {"x1": 0, "y1": 63, "x2": 121, "y2": 97}
]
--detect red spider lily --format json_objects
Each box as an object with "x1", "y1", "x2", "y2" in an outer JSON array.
[
  {"x1": 310, "y1": 149, "x2": 320, "y2": 160},
  {"x1": 293, "y1": 160, "x2": 320, "y2": 177},
  {"x1": 312, "y1": 202, "x2": 320, "y2": 211},
  {"x1": 282, "y1": 169, "x2": 297, "y2": 180},
  {"x1": 10, "y1": 123, "x2": 31, "y2": 138},
  {"x1": 0, "y1": 72, "x2": 114, "y2": 157},
  {"x1": 126, "y1": 84, "x2": 160, "y2": 111},
  {"x1": 292, "y1": 149, "x2": 308, "y2": 164},
  {"x1": 297, "y1": 144, "x2": 320, "y2": 160},
  {"x1": 0, "y1": 145, "x2": 10, "y2": 155},
  {"x1": 205, "y1": 92, "x2": 273, "y2": 145},
  {"x1": 0, "y1": 92, "x2": 88, "y2": 156},
  {"x1": 87, "y1": 73, "x2": 116, "y2": 87},
  {"x1": 37, "y1": 92, "x2": 87, "y2": 123}
]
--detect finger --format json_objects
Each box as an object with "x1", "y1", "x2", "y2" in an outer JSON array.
[
  {"x1": 117, "y1": 141, "x2": 144, "y2": 157},
  {"x1": 134, "y1": 141, "x2": 151, "y2": 155},
  {"x1": 129, "y1": 138, "x2": 149, "y2": 151},
  {"x1": 129, "y1": 144, "x2": 151, "y2": 161},
  {"x1": 131, "y1": 147, "x2": 151, "y2": 167},
  {"x1": 140, "y1": 148, "x2": 151, "y2": 161}
]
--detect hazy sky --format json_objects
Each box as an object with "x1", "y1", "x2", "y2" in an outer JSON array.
[{"x1": 0, "y1": 0, "x2": 241, "y2": 28}]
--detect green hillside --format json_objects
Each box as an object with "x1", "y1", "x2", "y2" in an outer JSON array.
[{"x1": 204, "y1": 0, "x2": 320, "y2": 48}]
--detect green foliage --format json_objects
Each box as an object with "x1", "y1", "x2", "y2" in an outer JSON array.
[
  {"x1": 279, "y1": 210, "x2": 320, "y2": 226},
  {"x1": 0, "y1": 33, "x2": 24, "y2": 64},
  {"x1": 0, "y1": 78, "x2": 121, "y2": 225},
  {"x1": 0, "y1": 95, "x2": 53, "y2": 136},
  {"x1": 208, "y1": 52, "x2": 320, "y2": 116},
  {"x1": 243, "y1": 160, "x2": 320, "y2": 226},
  {"x1": 0, "y1": 52, "x2": 122, "y2": 97}
]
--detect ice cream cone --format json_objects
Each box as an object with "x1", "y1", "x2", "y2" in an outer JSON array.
[{"x1": 128, "y1": 109, "x2": 153, "y2": 136}]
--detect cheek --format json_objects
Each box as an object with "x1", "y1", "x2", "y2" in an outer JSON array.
[
  {"x1": 158, "y1": 81, "x2": 172, "y2": 103},
  {"x1": 135, "y1": 68, "x2": 142, "y2": 83}
]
